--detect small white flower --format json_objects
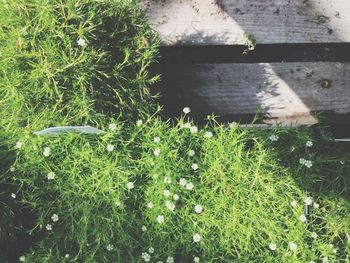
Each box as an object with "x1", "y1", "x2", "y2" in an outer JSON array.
[
  {"x1": 204, "y1": 131, "x2": 213, "y2": 138},
  {"x1": 147, "y1": 202, "x2": 154, "y2": 209},
  {"x1": 190, "y1": 126, "x2": 198, "y2": 133},
  {"x1": 77, "y1": 38, "x2": 86, "y2": 47},
  {"x1": 306, "y1": 140, "x2": 313, "y2": 147},
  {"x1": 141, "y1": 225, "x2": 147, "y2": 232},
  {"x1": 136, "y1": 120, "x2": 143, "y2": 126},
  {"x1": 186, "y1": 182, "x2": 194, "y2": 191},
  {"x1": 340, "y1": 160, "x2": 345, "y2": 165},
  {"x1": 179, "y1": 178, "x2": 187, "y2": 186},
  {"x1": 19, "y1": 256, "x2": 25, "y2": 262},
  {"x1": 183, "y1": 107, "x2": 191, "y2": 114},
  {"x1": 313, "y1": 203, "x2": 319, "y2": 209},
  {"x1": 164, "y1": 176, "x2": 171, "y2": 184},
  {"x1": 173, "y1": 194, "x2": 179, "y2": 201},
  {"x1": 288, "y1": 242, "x2": 297, "y2": 251},
  {"x1": 156, "y1": 215, "x2": 164, "y2": 223},
  {"x1": 47, "y1": 172, "x2": 56, "y2": 180},
  {"x1": 181, "y1": 122, "x2": 191, "y2": 129},
  {"x1": 51, "y1": 214, "x2": 59, "y2": 222},
  {"x1": 127, "y1": 182, "x2": 135, "y2": 190},
  {"x1": 148, "y1": 247, "x2": 154, "y2": 254},
  {"x1": 109, "y1": 123, "x2": 117, "y2": 132},
  {"x1": 299, "y1": 158, "x2": 312, "y2": 168},
  {"x1": 269, "y1": 135, "x2": 279, "y2": 142},
  {"x1": 43, "y1": 147, "x2": 51, "y2": 157},
  {"x1": 141, "y1": 252, "x2": 151, "y2": 262},
  {"x1": 299, "y1": 214, "x2": 307, "y2": 223},
  {"x1": 107, "y1": 144, "x2": 114, "y2": 152},
  {"x1": 269, "y1": 243, "x2": 277, "y2": 251},
  {"x1": 229, "y1": 122, "x2": 237, "y2": 128},
  {"x1": 166, "y1": 257, "x2": 174, "y2": 263},
  {"x1": 46, "y1": 224, "x2": 52, "y2": 231},
  {"x1": 107, "y1": 244, "x2": 114, "y2": 251},
  {"x1": 65, "y1": 254, "x2": 69, "y2": 258},
  {"x1": 194, "y1": 257, "x2": 200, "y2": 263},
  {"x1": 188, "y1": 150, "x2": 195, "y2": 157},
  {"x1": 165, "y1": 201, "x2": 175, "y2": 211},
  {"x1": 305, "y1": 160, "x2": 313, "y2": 168},
  {"x1": 154, "y1": 137, "x2": 161, "y2": 143},
  {"x1": 15, "y1": 141, "x2": 23, "y2": 149},
  {"x1": 153, "y1": 148, "x2": 160, "y2": 157},
  {"x1": 193, "y1": 233, "x2": 201, "y2": 243},
  {"x1": 290, "y1": 146, "x2": 296, "y2": 152},
  {"x1": 291, "y1": 200, "x2": 297, "y2": 207},
  {"x1": 11, "y1": 193, "x2": 16, "y2": 199},
  {"x1": 310, "y1": 232, "x2": 318, "y2": 239},
  {"x1": 195, "y1": 204, "x2": 203, "y2": 214},
  {"x1": 305, "y1": 197, "x2": 312, "y2": 205},
  {"x1": 10, "y1": 166, "x2": 15, "y2": 172},
  {"x1": 163, "y1": 189, "x2": 170, "y2": 197},
  {"x1": 191, "y1": 163, "x2": 198, "y2": 171}
]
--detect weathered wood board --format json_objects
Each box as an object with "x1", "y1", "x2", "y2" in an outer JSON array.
[
  {"x1": 157, "y1": 62, "x2": 350, "y2": 124},
  {"x1": 141, "y1": 0, "x2": 350, "y2": 45}
]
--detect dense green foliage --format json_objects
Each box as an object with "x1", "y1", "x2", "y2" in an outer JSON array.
[{"x1": 0, "y1": 0, "x2": 349, "y2": 262}]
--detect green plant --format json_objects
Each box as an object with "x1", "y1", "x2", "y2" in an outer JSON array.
[{"x1": 11, "y1": 117, "x2": 350, "y2": 262}]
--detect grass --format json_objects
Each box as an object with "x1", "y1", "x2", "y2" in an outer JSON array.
[{"x1": 0, "y1": 0, "x2": 349, "y2": 262}]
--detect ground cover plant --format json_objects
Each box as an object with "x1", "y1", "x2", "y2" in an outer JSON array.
[
  {"x1": 9, "y1": 118, "x2": 350, "y2": 262},
  {"x1": 0, "y1": 0, "x2": 349, "y2": 262}
]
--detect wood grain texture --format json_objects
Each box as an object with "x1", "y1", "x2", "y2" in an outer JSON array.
[
  {"x1": 158, "y1": 62, "x2": 350, "y2": 124},
  {"x1": 141, "y1": 0, "x2": 350, "y2": 45}
]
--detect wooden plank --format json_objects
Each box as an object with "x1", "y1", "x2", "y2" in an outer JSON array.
[
  {"x1": 141, "y1": 0, "x2": 350, "y2": 45},
  {"x1": 157, "y1": 62, "x2": 350, "y2": 125}
]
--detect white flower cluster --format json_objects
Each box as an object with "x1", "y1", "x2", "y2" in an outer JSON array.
[
  {"x1": 165, "y1": 200, "x2": 175, "y2": 211},
  {"x1": 47, "y1": 172, "x2": 55, "y2": 180},
  {"x1": 106, "y1": 144, "x2": 114, "y2": 152},
  {"x1": 77, "y1": 38, "x2": 86, "y2": 47},
  {"x1": 107, "y1": 244, "x2": 114, "y2": 251},
  {"x1": 178, "y1": 178, "x2": 194, "y2": 191},
  {"x1": 154, "y1": 148, "x2": 160, "y2": 157},
  {"x1": 193, "y1": 233, "x2": 201, "y2": 242},
  {"x1": 43, "y1": 147, "x2": 51, "y2": 157},
  {"x1": 180, "y1": 119, "x2": 198, "y2": 134},
  {"x1": 51, "y1": 214, "x2": 59, "y2": 222},
  {"x1": 194, "y1": 204, "x2": 203, "y2": 214},
  {"x1": 204, "y1": 131, "x2": 213, "y2": 138},
  {"x1": 109, "y1": 123, "x2": 117, "y2": 132},
  {"x1": 141, "y1": 252, "x2": 151, "y2": 262},
  {"x1": 288, "y1": 242, "x2": 297, "y2": 251},
  {"x1": 269, "y1": 243, "x2": 277, "y2": 251},
  {"x1": 127, "y1": 182, "x2": 135, "y2": 190},
  {"x1": 156, "y1": 215, "x2": 164, "y2": 224},
  {"x1": 15, "y1": 141, "x2": 23, "y2": 149},
  {"x1": 299, "y1": 158, "x2": 312, "y2": 168},
  {"x1": 269, "y1": 135, "x2": 279, "y2": 142},
  {"x1": 306, "y1": 140, "x2": 313, "y2": 147},
  {"x1": 188, "y1": 150, "x2": 195, "y2": 157},
  {"x1": 191, "y1": 163, "x2": 198, "y2": 171},
  {"x1": 183, "y1": 107, "x2": 191, "y2": 114}
]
